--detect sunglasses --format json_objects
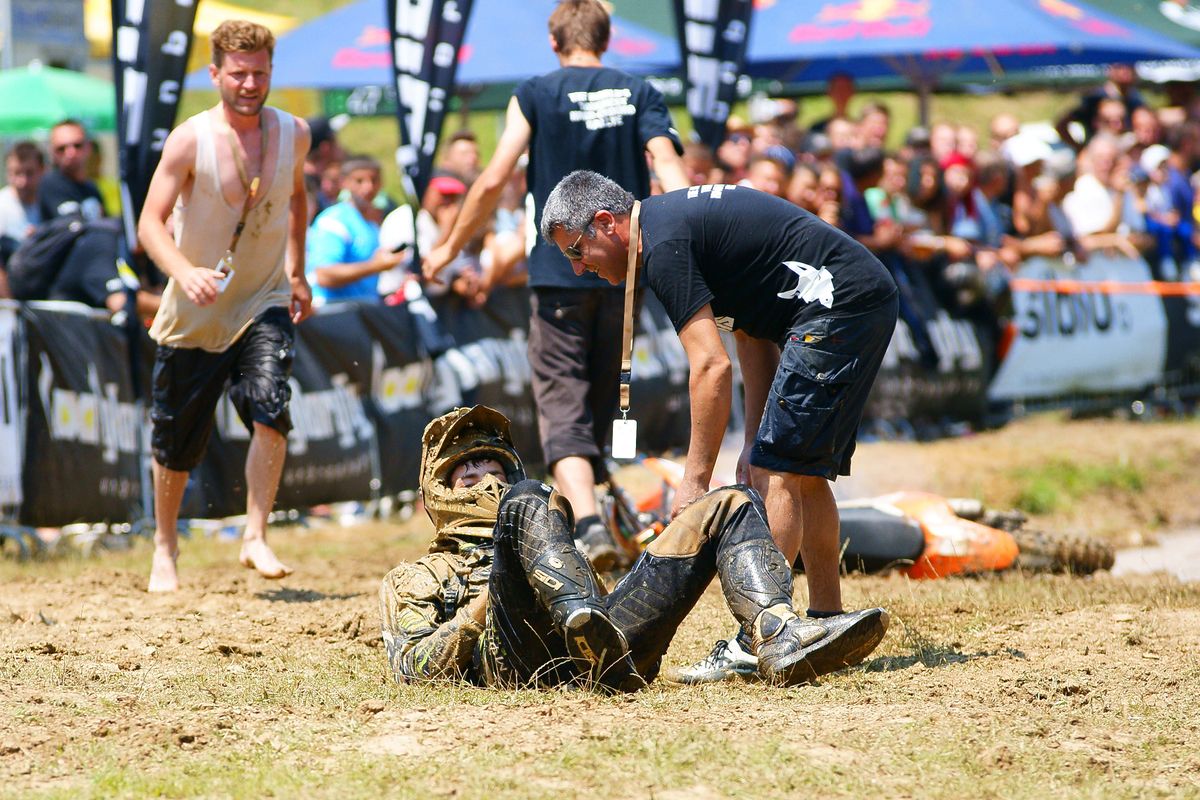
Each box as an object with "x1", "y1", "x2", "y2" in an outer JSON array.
[
  {"x1": 563, "y1": 230, "x2": 585, "y2": 261},
  {"x1": 53, "y1": 140, "x2": 87, "y2": 155}
]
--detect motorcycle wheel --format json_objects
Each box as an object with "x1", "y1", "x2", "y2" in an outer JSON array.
[{"x1": 1011, "y1": 528, "x2": 1115, "y2": 575}]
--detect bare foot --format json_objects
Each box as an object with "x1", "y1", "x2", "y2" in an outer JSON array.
[
  {"x1": 239, "y1": 538, "x2": 293, "y2": 579},
  {"x1": 148, "y1": 547, "x2": 179, "y2": 592}
]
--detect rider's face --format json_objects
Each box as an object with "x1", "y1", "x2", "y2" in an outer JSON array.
[{"x1": 449, "y1": 458, "x2": 507, "y2": 489}]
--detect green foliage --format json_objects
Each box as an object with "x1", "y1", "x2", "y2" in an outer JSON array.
[{"x1": 1013, "y1": 458, "x2": 1145, "y2": 515}]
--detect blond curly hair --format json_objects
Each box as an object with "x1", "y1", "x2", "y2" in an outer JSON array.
[{"x1": 211, "y1": 20, "x2": 275, "y2": 67}]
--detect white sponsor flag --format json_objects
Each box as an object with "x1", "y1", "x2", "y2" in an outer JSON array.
[{"x1": 0, "y1": 308, "x2": 22, "y2": 507}]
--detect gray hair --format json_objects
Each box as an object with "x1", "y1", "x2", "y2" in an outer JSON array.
[{"x1": 539, "y1": 170, "x2": 635, "y2": 244}]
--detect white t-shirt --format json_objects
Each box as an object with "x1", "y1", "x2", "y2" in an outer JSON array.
[
  {"x1": 1062, "y1": 173, "x2": 1115, "y2": 237},
  {"x1": 377, "y1": 204, "x2": 417, "y2": 296},
  {"x1": 0, "y1": 185, "x2": 39, "y2": 242}
]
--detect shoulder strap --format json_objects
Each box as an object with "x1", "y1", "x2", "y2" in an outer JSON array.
[{"x1": 618, "y1": 200, "x2": 640, "y2": 417}]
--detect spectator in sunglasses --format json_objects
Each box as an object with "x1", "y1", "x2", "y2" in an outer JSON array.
[{"x1": 37, "y1": 119, "x2": 107, "y2": 222}]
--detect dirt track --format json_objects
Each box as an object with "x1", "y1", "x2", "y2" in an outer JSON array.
[{"x1": 3, "y1": 416, "x2": 1200, "y2": 798}]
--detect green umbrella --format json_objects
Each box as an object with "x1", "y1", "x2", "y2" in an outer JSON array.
[{"x1": 0, "y1": 63, "x2": 116, "y2": 136}]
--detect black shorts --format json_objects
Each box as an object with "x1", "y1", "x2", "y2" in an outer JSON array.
[
  {"x1": 527, "y1": 286, "x2": 624, "y2": 480},
  {"x1": 151, "y1": 307, "x2": 295, "y2": 472},
  {"x1": 750, "y1": 292, "x2": 898, "y2": 480}
]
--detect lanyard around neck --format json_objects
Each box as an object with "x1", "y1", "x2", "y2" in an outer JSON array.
[
  {"x1": 225, "y1": 113, "x2": 267, "y2": 254},
  {"x1": 618, "y1": 200, "x2": 640, "y2": 417}
]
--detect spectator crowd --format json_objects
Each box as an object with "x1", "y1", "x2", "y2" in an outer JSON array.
[{"x1": 4, "y1": 65, "x2": 1200, "y2": 335}]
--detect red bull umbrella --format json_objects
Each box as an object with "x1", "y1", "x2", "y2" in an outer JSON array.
[{"x1": 745, "y1": 0, "x2": 1200, "y2": 84}]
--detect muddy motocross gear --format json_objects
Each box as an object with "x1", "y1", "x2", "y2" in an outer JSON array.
[{"x1": 381, "y1": 406, "x2": 890, "y2": 691}]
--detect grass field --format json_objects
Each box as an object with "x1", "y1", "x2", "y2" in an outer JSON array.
[{"x1": 4, "y1": 416, "x2": 1200, "y2": 799}]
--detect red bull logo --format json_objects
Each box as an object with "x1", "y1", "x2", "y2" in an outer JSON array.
[
  {"x1": 333, "y1": 25, "x2": 391, "y2": 70},
  {"x1": 1039, "y1": 0, "x2": 1130, "y2": 37},
  {"x1": 791, "y1": 0, "x2": 932, "y2": 43}
]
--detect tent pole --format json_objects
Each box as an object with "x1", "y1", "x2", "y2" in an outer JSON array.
[{"x1": 918, "y1": 80, "x2": 931, "y2": 126}]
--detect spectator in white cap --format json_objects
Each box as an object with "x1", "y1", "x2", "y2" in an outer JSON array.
[
  {"x1": 1006, "y1": 133, "x2": 1053, "y2": 241},
  {"x1": 1139, "y1": 142, "x2": 1197, "y2": 279}
]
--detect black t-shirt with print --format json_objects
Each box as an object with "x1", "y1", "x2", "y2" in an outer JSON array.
[
  {"x1": 36, "y1": 171, "x2": 106, "y2": 222},
  {"x1": 515, "y1": 66, "x2": 680, "y2": 289},
  {"x1": 640, "y1": 185, "x2": 896, "y2": 343}
]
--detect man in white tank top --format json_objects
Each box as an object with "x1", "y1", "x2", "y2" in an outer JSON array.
[{"x1": 138, "y1": 20, "x2": 313, "y2": 592}]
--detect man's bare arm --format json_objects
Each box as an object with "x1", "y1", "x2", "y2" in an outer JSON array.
[
  {"x1": 423, "y1": 97, "x2": 532, "y2": 281},
  {"x1": 734, "y1": 331, "x2": 780, "y2": 490},
  {"x1": 674, "y1": 304, "x2": 732, "y2": 514},
  {"x1": 646, "y1": 135, "x2": 689, "y2": 193},
  {"x1": 312, "y1": 250, "x2": 405, "y2": 288},
  {"x1": 734, "y1": 331, "x2": 779, "y2": 445},
  {"x1": 138, "y1": 123, "x2": 224, "y2": 306}
]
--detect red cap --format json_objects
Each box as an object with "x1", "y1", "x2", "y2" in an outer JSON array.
[
  {"x1": 939, "y1": 151, "x2": 973, "y2": 171},
  {"x1": 428, "y1": 175, "x2": 467, "y2": 195}
]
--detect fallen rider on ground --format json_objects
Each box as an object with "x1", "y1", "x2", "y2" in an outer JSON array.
[{"x1": 379, "y1": 405, "x2": 890, "y2": 692}]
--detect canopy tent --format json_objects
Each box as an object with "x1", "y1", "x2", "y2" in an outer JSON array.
[
  {"x1": 186, "y1": 0, "x2": 678, "y2": 90},
  {"x1": 0, "y1": 63, "x2": 116, "y2": 136},
  {"x1": 745, "y1": 1, "x2": 1200, "y2": 85},
  {"x1": 1080, "y1": 0, "x2": 1200, "y2": 81},
  {"x1": 740, "y1": 0, "x2": 1200, "y2": 122}
]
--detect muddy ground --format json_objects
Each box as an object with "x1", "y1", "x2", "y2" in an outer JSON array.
[{"x1": 2, "y1": 416, "x2": 1199, "y2": 799}]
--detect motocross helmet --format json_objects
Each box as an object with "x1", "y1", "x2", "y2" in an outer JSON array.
[{"x1": 420, "y1": 405, "x2": 525, "y2": 552}]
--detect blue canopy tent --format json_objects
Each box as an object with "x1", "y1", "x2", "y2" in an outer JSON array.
[
  {"x1": 186, "y1": 0, "x2": 678, "y2": 90},
  {"x1": 743, "y1": 0, "x2": 1200, "y2": 121}
]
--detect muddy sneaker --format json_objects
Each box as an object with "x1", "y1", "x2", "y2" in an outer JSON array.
[
  {"x1": 574, "y1": 518, "x2": 620, "y2": 573},
  {"x1": 563, "y1": 607, "x2": 644, "y2": 693},
  {"x1": 664, "y1": 636, "x2": 758, "y2": 684},
  {"x1": 755, "y1": 605, "x2": 890, "y2": 686}
]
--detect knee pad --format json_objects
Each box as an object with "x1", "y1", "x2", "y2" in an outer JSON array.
[
  {"x1": 647, "y1": 486, "x2": 758, "y2": 558},
  {"x1": 718, "y1": 539, "x2": 794, "y2": 625},
  {"x1": 495, "y1": 480, "x2": 573, "y2": 555}
]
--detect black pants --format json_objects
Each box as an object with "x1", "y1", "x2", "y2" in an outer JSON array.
[{"x1": 476, "y1": 480, "x2": 795, "y2": 688}]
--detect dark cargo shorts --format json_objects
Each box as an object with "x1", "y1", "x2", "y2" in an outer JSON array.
[
  {"x1": 527, "y1": 286, "x2": 625, "y2": 481},
  {"x1": 750, "y1": 291, "x2": 898, "y2": 480},
  {"x1": 151, "y1": 306, "x2": 296, "y2": 472}
]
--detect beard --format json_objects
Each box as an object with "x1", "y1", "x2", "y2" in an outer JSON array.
[{"x1": 221, "y1": 85, "x2": 269, "y2": 117}]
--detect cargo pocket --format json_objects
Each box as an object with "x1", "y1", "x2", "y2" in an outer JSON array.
[{"x1": 757, "y1": 342, "x2": 860, "y2": 462}]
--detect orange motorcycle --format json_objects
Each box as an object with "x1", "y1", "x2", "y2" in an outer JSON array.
[{"x1": 605, "y1": 458, "x2": 1113, "y2": 577}]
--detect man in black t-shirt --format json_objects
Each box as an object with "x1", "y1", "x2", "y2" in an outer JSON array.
[
  {"x1": 541, "y1": 170, "x2": 898, "y2": 683},
  {"x1": 424, "y1": 0, "x2": 688, "y2": 571},
  {"x1": 31, "y1": 119, "x2": 127, "y2": 312},
  {"x1": 39, "y1": 120, "x2": 107, "y2": 222}
]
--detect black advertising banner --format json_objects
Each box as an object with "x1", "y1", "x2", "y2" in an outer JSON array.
[
  {"x1": 110, "y1": 0, "x2": 198, "y2": 249},
  {"x1": 627, "y1": 292, "x2": 692, "y2": 453},
  {"x1": 1162, "y1": 291, "x2": 1200, "y2": 388},
  {"x1": 278, "y1": 307, "x2": 377, "y2": 508},
  {"x1": 358, "y1": 303, "x2": 431, "y2": 497},
  {"x1": 20, "y1": 305, "x2": 141, "y2": 526},
  {"x1": 430, "y1": 288, "x2": 543, "y2": 467},
  {"x1": 864, "y1": 257, "x2": 992, "y2": 428},
  {"x1": 388, "y1": 0, "x2": 475, "y2": 199},
  {"x1": 672, "y1": 0, "x2": 753, "y2": 150}
]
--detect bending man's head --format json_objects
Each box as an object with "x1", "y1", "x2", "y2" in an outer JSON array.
[
  {"x1": 541, "y1": 170, "x2": 635, "y2": 285},
  {"x1": 419, "y1": 406, "x2": 525, "y2": 552}
]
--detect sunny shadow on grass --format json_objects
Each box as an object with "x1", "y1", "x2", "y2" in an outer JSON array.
[
  {"x1": 255, "y1": 587, "x2": 365, "y2": 603},
  {"x1": 862, "y1": 617, "x2": 1026, "y2": 673}
]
